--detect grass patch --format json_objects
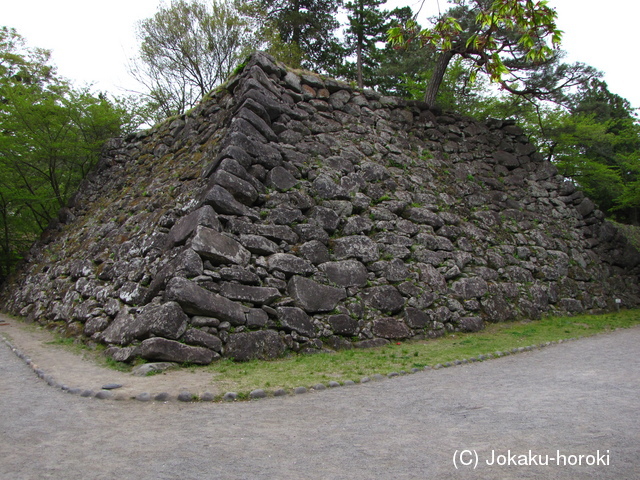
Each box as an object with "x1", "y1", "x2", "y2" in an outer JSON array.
[{"x1": 202, "y1": 309, "x2": 640, "y2": 395}]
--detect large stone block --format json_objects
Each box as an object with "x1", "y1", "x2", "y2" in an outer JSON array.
[
  {"x1": 139, "y1": 337, "x2": 215, "y2": 364},
  {"x1": 165, "y1": 277, "x2": 247, "y2": 326},
  {"x1": 494, "y1": 150, "x2": 520, "y2": 169},
  {"x1": 458, "y1": 316, "x2": 484, "y2": 332},
  {"x1": 166, "y1": 205, "x2": 221, "y2": 248},
  {"x1": 239, "y1": 234, "x2": 279, "y2": 256},
  {"x1": 224, "y1": 330, "x2": 287, "y2": 361},
  {"x1": 362, "y1": 285, "x2": 405, "y2": 314},
  {"x1": 371, "y1": 318, "x2": 412, "y2": 339},
  {"x1": 277, "y1": 306, "x2": 315, "y2": 337},
  {"x1": 451, "y1": 277, "x2": 489, "y2": 300},
  {"x1": 100, "y1": 302, "x2": 188, "y2": 346},
  {"x1": 191, "y1": 226, "x2": 251, "y2": 266},
  {"x1": 211, "y1": 170, "x2": 258, "y2": 206},
  {"x1": 319, "y1": 260, "x2": 368, "y2": 287},
  {"x1": 332, "y1": 235, "x2": 379, "y2": 263},
  {"x1": 288, "y1": 275, "x2": 346, "y2": 313},
  {"x1": 202, "y1": 185, "x2": 259, "y2": 219},
  {"x1": 219, "y1": 282, "x2": 281, "y2": 305},
  {"x1": 327, "y1": 314, "x2": 358, "y2": 336},
  {"x1": 181, "y1": 328, "x2": 223, "y2": 352},
  {"x1": 266, "y1": 166, "x2": 298, "y2": 191},
  {"x1": 404, "y1": 307, "x2": 430, "y2": 328},
  {"x1": 267, "y1": 253, "x2": 315, "y2": 276},
  {"x1": 403, "y1": 208, "x2": 444, "y2": 229}
]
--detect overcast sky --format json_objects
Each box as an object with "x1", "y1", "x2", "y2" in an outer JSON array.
[{"x1": 3, "y1": 0, "x2": 639, "y2": 109}]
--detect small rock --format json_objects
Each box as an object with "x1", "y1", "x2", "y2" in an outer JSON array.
[
  {"x1": 101, "y1": 383, "x2": 123, "y2": 390},
  {"x1": 95, "y1": 390, "x2": 113, "y2": 400},
  {"x1": 250, "y1": 389, "x2": 267, "y2": 399},
  {"x1": 200, "y1": 392, "x2": 215, "y2": 402},
  {"x1": 131, "y1": 362, "x2": 177, "y2": 377},
  {"x1": 178, "y1": 391, "x2": 195, "y2": 402}
]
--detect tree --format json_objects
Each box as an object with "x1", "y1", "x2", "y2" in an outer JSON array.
[
  {"x1": 548, "y1": 80, "x2": 640, "y2": 224},
  {"x1": 343, "y1": 0, "x2": 389, "y2": 89},
  {"x1": 240, "y1": 0, "x2": 344, "y2": 73},
  {"x1": 0, "y1": 27, "x2": 130, "y2": 277},
  {"x1": 131, "y1": 0, "x2": 257, "y2": 122},
  {"x1": 388, "y1": 0, "x2": 564, "y2": 106}
]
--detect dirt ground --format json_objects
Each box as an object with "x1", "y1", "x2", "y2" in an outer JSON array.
[
  {"x1": 0, "y1": 314, "x2": 222, "y2": 399},
  {"x1": 1, "y1": 314, "x2": 638, "y2": 479}
]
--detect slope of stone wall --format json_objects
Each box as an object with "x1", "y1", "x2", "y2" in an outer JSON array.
[{"x1": 2, "y1": 52, "x2": 639, "y2": 364}]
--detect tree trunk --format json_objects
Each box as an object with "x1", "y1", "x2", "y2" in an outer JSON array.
[
  {"x1": 424, "y1": 50, "x2": 455, "y2": 106},
  {"x1": 356, "y1": 40, "x2": 363, "y2": 89}
]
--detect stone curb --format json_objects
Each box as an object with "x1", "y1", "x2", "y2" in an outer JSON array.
[{"x1": 1, "y1": 332, "x2": 586, "y2": 404}]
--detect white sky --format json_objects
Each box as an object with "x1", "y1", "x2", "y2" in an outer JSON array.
[{"x1": 3, "y1": 0, "x2": 640, "y2": 109}]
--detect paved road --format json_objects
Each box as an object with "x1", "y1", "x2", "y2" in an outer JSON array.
[{"x1": 1, "y1": 328, "x2": 638, "y2": 480}]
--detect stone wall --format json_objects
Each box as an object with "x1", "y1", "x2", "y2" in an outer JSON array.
[{"x1": 2, "y1": 52, "x2": 639, "y2": 364}]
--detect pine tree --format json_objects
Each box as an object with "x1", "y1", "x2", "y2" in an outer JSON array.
[{"x1": 344, "y1": 0, "x2": 388, "y2": 89}]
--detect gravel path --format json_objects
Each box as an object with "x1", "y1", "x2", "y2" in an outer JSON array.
[{"x1": 1, "y1": 322, "x2": 638, "y2": 479}]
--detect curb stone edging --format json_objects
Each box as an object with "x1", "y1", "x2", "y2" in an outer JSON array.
[{"x1": 0, "y1": 333, "x2": 591, "y2": 404}]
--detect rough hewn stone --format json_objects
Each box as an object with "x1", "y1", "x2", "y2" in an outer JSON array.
[
  {"x1": 181, "y1": 328, "x2": 223, "y2": 352},
  {"x1": 371, "y1": 318, "x2": 412, "y2": 339},
  {"x1": 319, "y1": 260, "x2": 368, "y2": 287},
  {"x1": 101, "y1": 302, "x2": 188, "y2": 345},
  {"x1": 224, "y1": 330, "x2": 286, "y2": 361},
  {"x1": 165, "y1": 277, "x2": 247, "y2": 326},
  {"x1": 191, "y1": 226, "x2": 251, "y2": 266},
  {"x1": 332, "y1": 236, "x2": 380, "y2": 263},
  {"x1": 288, "y1": 275, "x2": 346, "y2": 312},
  {"x1": 277, "y1": 306, "x2": 315, "y2": 337},
  {"x1": 166, "y1": 205, "x2": 221, "y2": 248},
  {"x1": 219, "y1": 283, "x2": 280, "y2": 305},
  {"x1": 139, "y1": 337, "x2": 215, "y2": 364},
  {"x1": 327, "y1": 314, "x2": 358, "y2": 336},
  {"x1": 362, "y1": 286, "x2": 405, "y2": 314}
]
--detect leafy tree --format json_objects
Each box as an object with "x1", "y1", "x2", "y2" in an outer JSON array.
[
  {"x1": 388, "y1": 0, "x2": 564, "y2": 106},
  {"x1": 131, "y1": 0, "x2": 258, "y2": 122},
  {"x1": 240, "y1": 0, "x2": 344, "y2": 73},
  {"x1": 548, "y1": 80, "x2": 640, "y2": 223},
  {"x1": 343, "y1": 0, "x2": 389, "y2": 89},
  {"x1": 0, "y1": 27, "x2": 130, "y2": 277}
]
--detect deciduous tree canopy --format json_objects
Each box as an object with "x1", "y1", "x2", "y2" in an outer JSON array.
[{"x1": 0, "y1": 27, "x2": 132, "y2": 277}]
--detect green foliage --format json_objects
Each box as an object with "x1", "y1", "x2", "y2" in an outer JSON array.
[
  {"x1": 240, "y1": 0, "x2": 344, "y2": 74},
  {"x1": 388, "y1": 0, "x2": 564, "y2": 105},
  {"x1": 131, "y1": 0, "x2": 258, "y2": 123},
  {"x1": 0, "y1": 28, "x2": 131, "y2": 277},
  {"x1": 526, "y1": 79, "x2": 640, "y2": 224},
  {"x1": 342, "y1": 0, "x2": 389, "y2": 89}
]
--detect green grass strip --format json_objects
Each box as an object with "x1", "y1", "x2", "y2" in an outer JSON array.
[
  {"x1": 26, "y1": 309, "x2": 640, "y2": 397},
  {"x1": 201, "y1": 309, "x2": 640, "y2": 394}
]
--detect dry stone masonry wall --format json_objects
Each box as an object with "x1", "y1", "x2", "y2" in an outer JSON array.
[{"x1": 2, "y1": 52, "x2": 639, "y2": 364}]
